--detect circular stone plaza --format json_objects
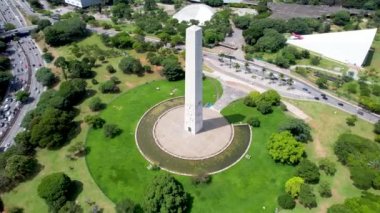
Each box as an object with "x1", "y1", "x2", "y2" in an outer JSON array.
[{"x1": 135, "y1": 26, "x2": 251, "y2": 175}]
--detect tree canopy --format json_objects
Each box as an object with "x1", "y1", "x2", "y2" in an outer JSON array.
[
  {"x1": 44, "y1": 18, "x2": 88, "y2": 46},
  {"x1": 143, "y1": 174, "x2": 189, "y2": 213},
  {"x1": 267, "y1": 131, "x2": 305, "y2": 164}
]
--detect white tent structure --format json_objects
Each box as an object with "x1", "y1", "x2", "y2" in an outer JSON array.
[
  {"x1": 173, "y1": 4, "x2": 215, "y2": 25},
  {"x1": 287, "y1": 28, "x2": 377, "y2": 67}
]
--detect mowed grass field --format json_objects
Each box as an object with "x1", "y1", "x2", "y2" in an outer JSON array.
[
  {"x1": 85, "y1": 77, "x2": 296, "y2": 213},
  {"x1": 285, "y1": 100, "x2": 379, "y2": 213}
]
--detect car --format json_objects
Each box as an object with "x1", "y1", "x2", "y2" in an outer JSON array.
[
  {"x1": 0, "y1": 147, "x2": 5, "y2": 153},
  {"x1": 32, "y1": 64, "x2": 36, "y2": 67},
  {"x1": 322, "y1": 96, "x2": 328, "y2": 100},
  {"x1": 357, "y1": 111, "x2": 364, "y2": 116},
  {"x1": 302, "y1": 88, "x2": 308, "y2": 91},
  {"x1": 314, "y1": 97, "x2": 320, "y2": 100},
  {"x1": 3, "y1": 104, "x2": 10, "y2": 111},
  {"x1": 338, "y1": 103, "x2": 344, "y2": 107}
]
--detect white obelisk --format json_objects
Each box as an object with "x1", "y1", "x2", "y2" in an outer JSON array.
[{"x1": 184, "y1": 25, "x2": 203, "y2": 134}]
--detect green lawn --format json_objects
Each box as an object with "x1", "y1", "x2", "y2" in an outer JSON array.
[{"x1": 86, "y1": 77, "x2": 296, "y2": 212}]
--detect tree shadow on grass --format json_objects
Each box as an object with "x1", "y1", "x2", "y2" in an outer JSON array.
[
  {"x1": 223, "y1": 113, "x2": 246, "y2": 123},
  {"x1": 68, "y1": 180, "x2": 83, "y2": 201}
]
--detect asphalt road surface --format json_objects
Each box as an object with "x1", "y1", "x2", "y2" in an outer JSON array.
[
  {"x1": 0, "y1": 0, "x2": 44, "y2": 149},
  {"x1": 205, "y1": 53, "x2": 380, "y2": 123}
]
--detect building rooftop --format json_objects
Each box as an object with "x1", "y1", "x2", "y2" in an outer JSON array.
[
  {"x1": 173, "y1": 4, "x2": 215, "y2": 25},
  {"x1": 287, "y1": 28, "x2": 377, "y2": 67}
]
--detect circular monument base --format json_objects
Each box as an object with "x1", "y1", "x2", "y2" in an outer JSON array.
[{"x1": 153, "y1": 106, "x2": 234, "y2": 160}]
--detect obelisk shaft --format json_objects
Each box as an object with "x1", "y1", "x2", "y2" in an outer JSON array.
[{"x1": 184, "y1": 25, "x2": 203, "y2": 134}]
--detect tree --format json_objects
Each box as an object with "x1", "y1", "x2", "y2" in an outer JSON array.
[
  {"x1": 374, "y1": 120, "x2": 380, "y2": 134},
  {"x1": 346, "y1": 115, "x2": 358, "y2": 126},
  {"x1": 67, "y1": 59, "x2": 93, "y2": 79},
  {"x1": 99, "y1": 80, "x2": 119, "y2": 93},
  {"x1": 254, "y1": 29, "x2": 286, "y2": 53},
  {"x1": 285, "y1": 176, "x2": 304, "y2": 198},
  {"x1": 104, "y1": 124, "x2": 121, "y2": 138},
  {"x1": 267, "y1": 131, "x2": 305, "y2": 165},
  {"x1": 247, "y1": 117, "x2": 260, "y2": 127},
  {"x1": 15, "y1": 91, "x2": 30, "y2": 103},
  {"x1": 261, "y1": 89, "x2": 281, "y2": 105},
  {"x1": 42, "y1": 52, "x2": 54, "y2": 63},
  {"x1": 328, "y1": 192, "x2": 380, "y2": 213},
  {"x1": 111, "y1": 3, "x2": 132, "y2": 19},
  {"x1": 299, "y1": 184, "x2": 317, "y2": 209},
  {"x1": 318, "y1": 158, "x2": 336, "y2": 176},
  {"x1": 243, "y1": 91, "x2": 261, "y2": 107},
  {"x1": 143, "y1": 174, "x2": 189, "y2": 213},
  {"x1": 319, "y1": 181, "x2": 332, "y2": 198},
  {"x1": 107, "y1": 64, "x2": 116, "y2": 73},
  {"x1": 279, "y1": 118, "x2": 312, "y2": 143},
  {"x1": 310, "y1": 56, "x2": 321, "y2": 65},
  {"x1": 333, "y1": 11, "x2": 351, "y2": 26},
  {"x1": 44, "y1": 18, "x2": 88, "y2": 46},
  {"x1": 144, "y1": 0, "x2": 157, "y2": 11},
  {"x1": 296, "y1": 159, "x2": 320, "y2": 184},
  {"x1": 30, "y1": 108, "x2": 74, "y2": 148},
  {"x1": 118, "y1": 56, "x2": 143, "y2": 75},
  {"x1": 115, "y1": 198, "x2": 137, "y2": 213},
  {"x1": 277, "y1": 193, "x2": 296, "y2": 210},
  {"x1": 0, "y1": 197, "x2": 3, "y2": 212},
  {"x1": 316, "y1": 76, "x2": 328, "y2": 89},
  {"x1": 0, "y1": 56, "x2": 11, "y2": 71},
  {"x1": 0, "y1": 41, "x2": 7, "y2": 52},
  {"x1": 162, "y1": 58, "x2": 185, "y2": 81},
  {"x1": 256, "y1": 100, "x2": 273, "y2": 114},
  {"x1": 58, "y1": 79, "x2": 87, "y2": 106},
  {"x1": 36, "y1": 67, "x2": 56, "y2": 87},
  {"x1": 88, "y1": 97, "x2": 104, "y2": 111},
  {"x1": 58, "y1": 201, "x2": 83, "y2": 213},
  {"x1": 38, "y1": 172, "x2": 72, "y2": 212},
  {"x1": 37, "y1": 19, "x2": 52, "y2": 31},
  {"x1": 84, "y1": 115, "x2": 105, "y2": 129},
  {"x1": 5, "y1": 155, "x2": 37, "y2": 181},
  {"x1": 202, "y1": 0, "x2": 223, "y2": 7},
  {"x1": 4, "y1": 23, "x2": 16, "y2": 31}
]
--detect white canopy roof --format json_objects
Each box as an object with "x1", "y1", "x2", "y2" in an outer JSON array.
[
  {"x1": 173, "y1": 4, "x2": 215, "y2": 25},
  {"x1": 287, "y1": 28, "x2": 377, "y2": 66}
]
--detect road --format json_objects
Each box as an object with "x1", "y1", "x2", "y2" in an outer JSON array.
[
  {"x1": 0, "y1": 0, "x2": 44, "y2": 149},
  {"x1": 204, "y1": 53, "x2": 380, "y2": 123}
]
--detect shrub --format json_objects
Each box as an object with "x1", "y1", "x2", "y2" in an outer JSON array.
[
  {"x1": 372, "y1": 174, "x2": 380, "y2": 190},
  {"x1": 319, "y1": 158, "x2": 336, "y2": 176},
  {"x1": 374, "y1": 121, "x2": 380, "y2": 134},
  {"x1": 256, "y1": 100, "x2": 273, "y2": 114},
  {"x1": 91, "y1": 79, "x2": 98, "y2": 85},
  {"x1": 261, "y1": 89, "x2": 281, "y2": 106},
  {"x1": 243, "y1": 91, "x2": 261, "y2": 107},
  {"x1": 285, "y1": 176, "x2": 304, "y2": 198},
  {"x1": 88, "y1": 97, "x2": 104, "y2": 111},
  {"x1": 350, "y1": 166, "x2": 374, "y2": 190},
  {"x1": 106, "y1": 64, "x2": 116, "y2": 73},
  {"x1": 42, "y1": 52, "x2": 54, "y2": 63},
  {"x1": 84, "y1": 115, "x2": 105, "y2": 129},
  {"x1": 296, "y1": 159, "x2": 320, "y2": 184},
  {"x1": 277, "y1": 193, "x2": 296, "y2": 209},
  {"x1": 267, "y1": 131, "x2": 304, "y2": 165},
  {"x1": 279, "y1": 118, "x2": 312, "y2": 143},
  {"x1": 247, "y1": 117, "x2": 260, "y2": 127},
  {"x1": 191, "y1": 174, "x2": 212, "y2": 185},
  {"x1": 104, "y1": 124, "x2": 121, "y2": 138},
  {"x1": 99, "y1": 80, "x2": 119, "y2": 93},
  {"x1": 299, "y1": 184, "x2": 317, "y2": 209},
  {"x1": 318, "y1": 181, "x2": 332, "y2": 198},
  {"x1": 118, "y1": 56, "x2": 143, "y2": 75},
  {"x1": 346, "y1": 115, "x2": 357, "y2": 126}
]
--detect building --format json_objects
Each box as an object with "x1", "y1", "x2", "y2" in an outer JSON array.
[
  {"x1": 173, "y1": 4, "x2": 215, "y2": 25},
  {"x1": 64, "y1": 0, "x2": 101, "y2": 8}
]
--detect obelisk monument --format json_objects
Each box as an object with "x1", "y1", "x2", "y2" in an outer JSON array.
[{"x1": 184, "y1": 25, "x2": 203, "y2": 134}]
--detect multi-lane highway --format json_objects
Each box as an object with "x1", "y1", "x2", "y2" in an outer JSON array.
[
  {"x1": 204, "y1": 53, "x2": 380, "y2": 123},
  {"x1": 0, "y1": 0, "x2": 44, "y2": 150}
]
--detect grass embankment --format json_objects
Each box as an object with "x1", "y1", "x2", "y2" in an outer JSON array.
[
  {"x1": 285, "y1": 100, "x2": 378, "y2": 213},
  {"x1": 86, "y1": 78, "x2": 295, "y2": 213}
]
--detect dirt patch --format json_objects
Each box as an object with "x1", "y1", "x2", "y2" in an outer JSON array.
[
  {"x1": 125, "y1": 82, "x2": 135, "y2": 88},
  {"x1": 309, "y1": 122, "x2": 328, "y2": 158}
]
